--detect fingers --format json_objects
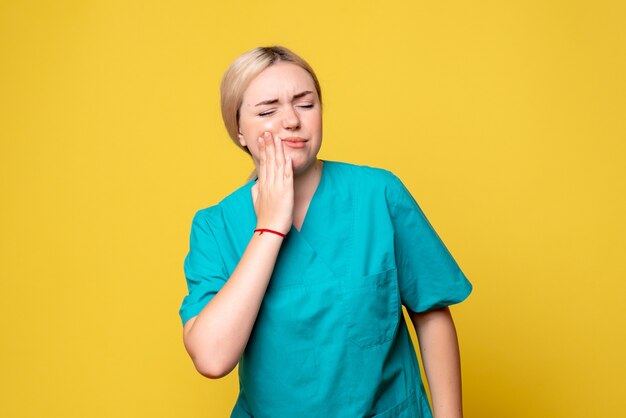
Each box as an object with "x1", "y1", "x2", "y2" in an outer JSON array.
[
  {"x1": 257, "y1": 135, "x2": 267, "y2": 183},
  {"x1": 284, "y1": 155, "x2": 293, "y2": 182},
  {"x1": 274, "y1": 135, "x2": 286, "y2": 179},
  {"x1": 258, "y1": 132, "x2": 292, "y2": 186},
  {"x1": 264, "y1": 132, "x2": 275, "y2": 184},
  {"x1": 253, "y1": 132, "x2": 294, "y2": 232}
]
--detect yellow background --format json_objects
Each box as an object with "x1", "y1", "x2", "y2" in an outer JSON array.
[{"x1": 1, "y1": 1, "x2": 624, "y2": 417}]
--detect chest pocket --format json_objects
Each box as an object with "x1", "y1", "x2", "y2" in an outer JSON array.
[{"x1": 341, "y1": 267, "x2": 401, "y2": 348}]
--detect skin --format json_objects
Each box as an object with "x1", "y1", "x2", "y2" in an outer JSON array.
[
  {"x1": 182, "y1": 61, "x2": 464, "y2": 417},
  {"x1": 182, "y1": 62, "x2": 323, "y2": 379},
  {"x1": 236, "y1": 61, "x2": 324, "y2": 232},
  {"x1": 410, "y1": 307, "x2": 464, "y2": 418}
]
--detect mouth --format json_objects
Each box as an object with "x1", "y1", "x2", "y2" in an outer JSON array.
[{"x1": 281, "y1": 137, "x2": 307, "y2": 149}]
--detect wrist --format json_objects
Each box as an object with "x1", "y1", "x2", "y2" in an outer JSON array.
[{"x1": 253, "y1": 228, "x2": 288, "y2": 238}]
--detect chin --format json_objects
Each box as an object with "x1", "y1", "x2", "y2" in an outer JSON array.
[{"x1": 291, "y1": 157, "x2": 318, "y2": 176}]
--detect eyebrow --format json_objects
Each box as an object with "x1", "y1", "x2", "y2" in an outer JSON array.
[{"x1": 254, "y1": 91, "x2": 313, "y2": 107}]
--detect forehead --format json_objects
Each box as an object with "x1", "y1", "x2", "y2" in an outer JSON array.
[{"x1": 242, "y1": 62, "x2": 317, "y2": 103}]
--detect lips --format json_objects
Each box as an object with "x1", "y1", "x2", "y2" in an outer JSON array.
[
  {"x1": 281, "y1": 137, "x2": 307, "y2": 143},
  {"x1": 281, "y1": 137, "x2": 307, "y2": 149}
]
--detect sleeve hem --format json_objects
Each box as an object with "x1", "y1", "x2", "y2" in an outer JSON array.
[
  {"x1": 180, "y1": 302, "x2": 207, "y2": 327},
  {"x1": 403, "y1": 272, "x2": 473, "y2": 314}
]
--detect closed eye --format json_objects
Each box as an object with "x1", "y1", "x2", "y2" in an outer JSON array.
[
  {"x1": 258, "y1": 110, "x2": 275, "y2": 117},
  {"x1": 298, "y1": 104, "x2": 314, "y2": 109}
]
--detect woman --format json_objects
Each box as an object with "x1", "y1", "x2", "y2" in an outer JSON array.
[{"x1": 180, "y1": 46, "x2": 472, "y2": 418}]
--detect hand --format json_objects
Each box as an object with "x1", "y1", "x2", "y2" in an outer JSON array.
[{"x1": 251, "y1": 132, "x2": 294, "y2": 234}]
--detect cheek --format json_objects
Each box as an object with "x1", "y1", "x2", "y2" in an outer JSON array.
[
  {"x1": 305, "y1": 110, "x2": 322, "y2": 129},
  {"x1": 241, "y1": 121, "x2": 280, "y2": 157},
  {"x1": 242, "y1": 118, "x2": 279, "y2": 137}
]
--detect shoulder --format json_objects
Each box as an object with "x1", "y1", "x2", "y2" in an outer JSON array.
[
  {"x1": 192, "y1": 180, "x2": 254, "y2": 228},
  {"x1": 324, "y1": 160, "x2": 406, "y2": 200},
  {"x1": 324, "y1": 160, "x2": 401, "y2": 188}
]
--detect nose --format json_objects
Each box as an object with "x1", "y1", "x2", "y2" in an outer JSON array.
[{"x1": 282, "y1": 106, "x2": 301, "y2": 130}]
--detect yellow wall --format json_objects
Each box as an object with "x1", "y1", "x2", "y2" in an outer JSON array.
[{"x1": 1, "y1": 1, "x2": 624, "y2": 416}]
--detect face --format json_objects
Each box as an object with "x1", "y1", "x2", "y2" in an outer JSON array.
[{"x1": 237, "y1": 61, "x2": 322, "y2": 176}]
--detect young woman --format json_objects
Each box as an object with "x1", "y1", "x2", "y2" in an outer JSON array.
[{"x1": 179, "y1": 46, "x2": 473, "y2": 418}]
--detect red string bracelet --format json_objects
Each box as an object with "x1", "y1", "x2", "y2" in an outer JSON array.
[{"x1": 254, "y1": 228, "x2": 287, "y2": 238}]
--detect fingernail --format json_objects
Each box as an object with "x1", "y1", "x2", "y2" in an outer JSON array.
[{"x1": 264, "y1": 131, "x2": 270, "y2": 138}]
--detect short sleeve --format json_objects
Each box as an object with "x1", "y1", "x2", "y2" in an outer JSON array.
[
  {"x1": 387, "y1": 174, "x2": 473, "y2": 313},
  {"x1": 179, "y1": 209, "x2": 228, "y2": 326}
]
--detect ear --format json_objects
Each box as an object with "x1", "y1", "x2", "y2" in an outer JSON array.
[{"x1": 237, "y1": 131, "x2": 246, "y2": 147}]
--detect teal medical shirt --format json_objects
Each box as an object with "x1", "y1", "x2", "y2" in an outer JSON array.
[{"x1": 180, "y1": 161, "x2": 472, "y2": 417}]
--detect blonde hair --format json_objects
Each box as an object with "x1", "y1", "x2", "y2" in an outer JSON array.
[{"x1": 220, "y1": 46, "x2": 322, "y2": 155}]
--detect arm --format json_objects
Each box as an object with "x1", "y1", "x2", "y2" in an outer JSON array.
[
  {"x1": 183, "y1": 133, "x2": 293, "y2": 379},
  {"x1": 183, "y1": 230, "x2": 283, "y2": 378},
  {"x1": 408, "y1": 307, "x2": 464, "y2": 418}
]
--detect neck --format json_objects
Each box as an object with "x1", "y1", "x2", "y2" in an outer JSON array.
[{"x1": 293, "y1": 159, "x2": 323, "y2": 202}]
